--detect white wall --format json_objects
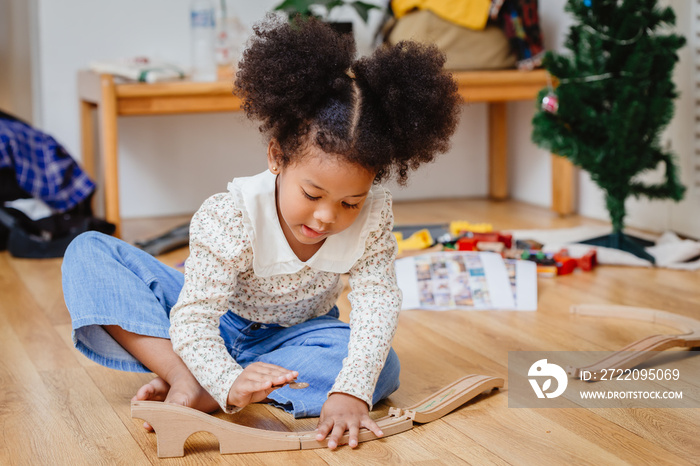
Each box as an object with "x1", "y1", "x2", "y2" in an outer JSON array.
[
  {"x1": 508, "y1": 0, "x2": 696, "y2": 234},
  {"x1": 0, "y1": 0, "x2": 35, "y2": 121},
  {"x1": 0, "y1": 0, "x2": 11, "y2": 112},
  {"x1": 14, "y1": 0, "x2": 697, "y2": 234},
  {"x1": 32, "y1": 0, "x2": 476, "y2": 219},
  {"x1": 667, "y1": 0, "x2": 698, "y2": 238},
  {"x1": 28, "y1": 0, "x2": 487, "y2": 218}
]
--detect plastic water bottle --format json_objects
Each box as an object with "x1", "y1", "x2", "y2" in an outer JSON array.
[
  {"x1": 215, "y1": 0, "x2": 247, "y2": 70},
  {"x1": 190, "y1": 0, "x2": 217, "y2": 81}
]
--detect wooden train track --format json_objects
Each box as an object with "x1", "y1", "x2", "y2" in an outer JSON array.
[
  {"x1": 131, "y1": 374, "x2": 504, "y2": 458},
  {"x1": 567, "y1": 305, "x2": 700, "y2": 380}
]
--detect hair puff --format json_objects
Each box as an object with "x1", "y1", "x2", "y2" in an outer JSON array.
[
  {"x1": 235, "y1": 15, "x2": 461, "y2": 184},
  {"x1": 235, "y1": 14, "x2": 356, "y2": 158},
  {"x1": 352, "y1": 41, "x2": 460, "y2": 183}
]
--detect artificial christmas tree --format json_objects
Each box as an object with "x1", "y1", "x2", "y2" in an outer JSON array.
[{"x1": 532, "y1": 0, "x2": 686, "y2": 264}]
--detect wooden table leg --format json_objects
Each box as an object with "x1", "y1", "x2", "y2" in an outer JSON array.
[
  {"x1": 79, "y1": 100, "x2": 96, "y2": 180},
  {"x1": 79, "y1": 99, "x2": 98, "y2": 215},
  {"x1": 98, "y1": 74, "x2": 122, "y2": 237},
  {"x1": 551, "y1": 154, "x2": 576, "y2": 215},
  {"x1": 488, "y1": 102, "x2": 508, "y2": 200}
]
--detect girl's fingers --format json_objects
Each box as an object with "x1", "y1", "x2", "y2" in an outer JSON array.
[
  {"x1": 347, "y1": 424, "x2": 360, "y2": 448},
  {"x1": 327, "y1": 423, "x2": 348, "y2": 450},
  {"x1": 314, "y1": 418, "x2": 382, "y2": 450},
  {"x1": 243, "y1": 363, "x2": 296, "y2": 382},
  {"x1": 315, "y1": 419, "x2": 333, "y2": 441},
  {"x1": 251, "y1": 361, "x2": 295, "y2": 374},
  {"x1": 247, "y1": 363, "x2": 298, "y2": 382},
  {"x1": 363, "y1": 418, "x2": 384, "y2": 438}
]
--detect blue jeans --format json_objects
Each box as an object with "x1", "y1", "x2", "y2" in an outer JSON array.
[{"x1": 62, "y1": 231, "x2": 400, "y2": 418}]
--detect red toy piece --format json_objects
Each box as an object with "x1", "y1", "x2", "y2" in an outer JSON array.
[
  {"x1": 471, "y1": 232, "x2": 512, "y2": 249},
  {"x1": 553, "y1": 248, "x2": 597, "y2": 274},
  {"x1": 555, "y1": 256, "x2": 577, "y2": 275},
  {"x1": 498, "y1": 233, "x2": 513, "y2": 249},
  {"x1": 456, "y1": 232, "x2": 513, "y2": 251},
  {"x1": 456, "y1": 237, "x2": 478, "y2": 251},
  {"x1": 577, "y1": 249, "x2": 597, "y2": 271}
]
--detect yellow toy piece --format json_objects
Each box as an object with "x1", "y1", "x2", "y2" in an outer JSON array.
[
  {"x1": 449, "y1": 221, "x2": 492, "y2": 237},
  {"x1": 394, "y1": 229, "x2": 434, "y2": 254}
]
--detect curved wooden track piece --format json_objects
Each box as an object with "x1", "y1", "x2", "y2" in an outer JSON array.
[
  {"x1": 388, "y1": 374, "x2": 504, "y2": 423},
  {"x1": 567, "y1": 304, "x2": 700, "y2": 380},
  {"x1": 131, "y1": 373, "x2": 504, "y2": 457}
]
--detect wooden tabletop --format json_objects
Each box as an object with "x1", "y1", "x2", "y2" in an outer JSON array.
[{"x1": 78, "y1": 68, "x2": 550, "y2": 116}]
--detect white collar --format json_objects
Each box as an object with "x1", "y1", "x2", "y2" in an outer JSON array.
[{"x1": 228, "y1": 170, "x2": 385, "y2": 277}]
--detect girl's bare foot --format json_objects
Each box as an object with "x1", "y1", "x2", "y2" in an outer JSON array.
[
  {"x1": 133, "y1": 376, "x2": 170, "y2": 403},
  {"x1": 133, "y1": 374, "x2": 219, "y2": 431},
  {"x1": 102, "y1": 326, "x2": 221, "y2": 430}
]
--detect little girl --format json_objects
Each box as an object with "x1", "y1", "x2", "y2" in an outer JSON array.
[{"x1": 62, "y1": 15, "x2": 459, "y2": 450}]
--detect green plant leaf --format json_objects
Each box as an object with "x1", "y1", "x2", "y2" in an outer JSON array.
[
  {"x1": 325, "y1": 0, "x2": 346, "y2": 12},
  {"x1": 273, "y1": 0, "x2": 380, "y2": 24},
  {"x1": 273, "y1": 0, "x2": 316, "y2": 16}
]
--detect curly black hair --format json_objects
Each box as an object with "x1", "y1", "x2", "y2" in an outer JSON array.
[{"x1": 235, "y1": 14, "x2": 460, "y2": 185}]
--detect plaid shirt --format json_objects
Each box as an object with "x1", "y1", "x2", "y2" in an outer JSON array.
[{"x1": 0, "y1": 117, "x2": 95, "y2": 212}]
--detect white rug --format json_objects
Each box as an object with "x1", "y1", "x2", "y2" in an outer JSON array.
[{"x1": 506, "y1": 226, "x2": 700, "y2": 270}]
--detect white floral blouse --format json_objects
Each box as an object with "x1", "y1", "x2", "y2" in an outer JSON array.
[{"x1": 169, "y1": 170, "x2": 402, "y2": 413}]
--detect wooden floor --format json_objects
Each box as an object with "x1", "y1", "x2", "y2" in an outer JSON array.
[{"x1": 2, "y1": 198, "x2": 699, "y2": 465}]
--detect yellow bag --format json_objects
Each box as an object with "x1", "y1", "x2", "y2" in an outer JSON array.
[{"x1": 392, "y1": 0, "x2": 491, "y2": 30}]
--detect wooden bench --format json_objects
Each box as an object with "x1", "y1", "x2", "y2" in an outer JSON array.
[{"x1": 78, "y1": 69, "x2": 575, "y2": 237}]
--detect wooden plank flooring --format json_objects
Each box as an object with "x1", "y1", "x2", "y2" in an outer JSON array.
[{"x1": 1, "y1": 198, "x2": 698, "y2": 465}]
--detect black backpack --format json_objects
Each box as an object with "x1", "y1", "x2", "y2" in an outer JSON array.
[{"x1": 0, "y1": 110, "x2": 114, "y2": 258}]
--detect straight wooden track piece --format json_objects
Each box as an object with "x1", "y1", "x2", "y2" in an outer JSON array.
[
  {"x1": 131, "y1": 373, "x2": 504, "y2": 457},
  {"x1": 567, "y1": 304, "x2": 700, "y2": 380},
  {"x1": 301, "y1": 374, "x2": 504, "y2": 450}
]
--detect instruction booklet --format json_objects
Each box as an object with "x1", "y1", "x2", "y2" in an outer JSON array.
[{"x1": 395, "y1": 252, "x2": 537, "y2": 311}]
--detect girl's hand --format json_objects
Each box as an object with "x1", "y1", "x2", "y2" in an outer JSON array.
[
  {"x1": 227, "y1": 362, "x2": 298, "y2": 409},
  {"x1": 316, "y1": 393, "x2": 383, "y2": 450}
]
